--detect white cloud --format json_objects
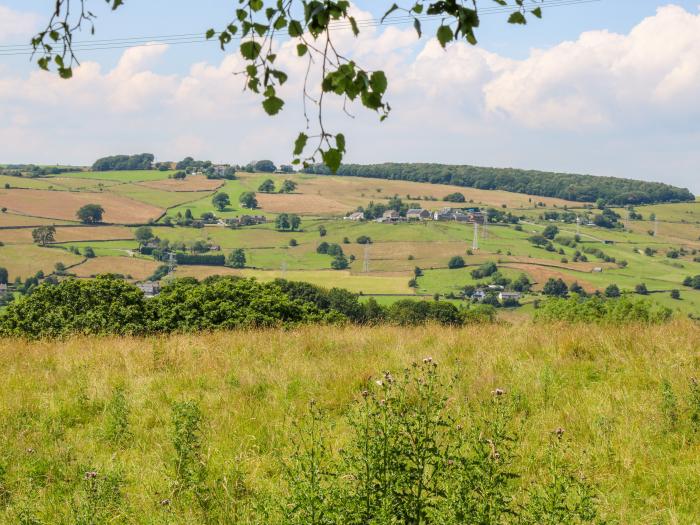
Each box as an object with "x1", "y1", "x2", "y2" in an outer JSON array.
[
  {"x1": 0, "y1": 5, "x2": 38, "y2": 42},
  {"x1": 0, "y1": 3, "x2": 699, "y2": 192}
]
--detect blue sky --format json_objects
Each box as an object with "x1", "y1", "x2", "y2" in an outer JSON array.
[{"x1": 1, "y1": 1, "x2": 699, "y2": 192}]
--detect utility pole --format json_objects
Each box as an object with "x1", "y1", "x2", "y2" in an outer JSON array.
[
  {"x1": 363, "y1": 244, "x2": 370, "y2": 273},
  {"x1": 472, "y1": 221, "x2": 479, "y2": 251},
  {"x1": 482, "y1": 215, "x2": 488, "y2": 240},
  {"x1": 654, "y1": 217, "x2": 659, "y2": 237},
  {"x1": 576, "y1": 216, "x2": 581, "y2": 235},
  {"x1": 281, "y1": 260, "x2": 287, "y2": 276}
]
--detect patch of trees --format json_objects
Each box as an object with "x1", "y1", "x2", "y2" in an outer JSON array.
[
  {"x1": 239, "y1": 192, "x2": 258, "y2": 209},
  {"x1": 683, "y1": 275, "x2": 700, "y2": 289},
  {"x1": 470, "y1": 261, "x2": 497, "y2": 279},
  {"x1": 443, "y1": 192, "x2": 465, "y2": 203},
  {"x1": 535, "y1": 295, "x2": 672, "y2": 323},
  {"x1": 447, "y1": 256, "x2": 465, "y2": 269},
  {"x1": 245, "y1": 160, "x2": 277, "y2": 173},
  {"x1": 76, "y1": 204, "x2": 105, "y2": 224},
  {"x1": 279, "y1": 179, "x2": 297, "y2": 193},
  {"x1": 303, "y1": 163, "x2": 694, "y2": 205},
  {"x1": 356, "y1": 195, "x2": 412, "y2": 219},
  {"x1": 212, "y1": 192, "x2": 231, "y2": 211},
  {"x1": 92, "y1": 153, "x2": 154, "y2": 171},
  {"x1": 175, "y1": 253, "x2": 226, "y2": 266},
  {"x1": 258, "y1": 179, "x2": 276, "y2": 192},
  {"x1": 275, "y1": 213, "x2": 301, "y2": 231},
  {"x1": 32, "y1": 225, "x2": 56, "y2": 246},
  {"x1": 0, "y1": 276, "x2": 502, "y2": 338},
  {"x1": 226, "y1": 249, "x2": 246, "y2": 268}
]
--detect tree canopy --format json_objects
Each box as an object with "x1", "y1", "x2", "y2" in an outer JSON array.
[
  {"x1": 303, "y1": 163, "x2": 695, "y2": 204},
  {"x1": 91, "y1": 153, "x2": 154, "y2": 171},
  {"x1": 76, "y1": 203, "x2": 105, "y2": 223}
]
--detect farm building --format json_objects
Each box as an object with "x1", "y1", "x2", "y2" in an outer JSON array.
[
  {"x1": 346, "y1": 211, "x2": 365, "y2": 221},
  {"x1": 406, "y1": 209, "x2": 431, "y2": 220},
  {"x1": 499, "y1": 291, "x2": 521, "y2": 301},
  {"x1": 377, "y1": 210, "x2": 404, "y2": 223},
  {"x1": 137, "y1": 281, "x2": 161, "y2": 297}
]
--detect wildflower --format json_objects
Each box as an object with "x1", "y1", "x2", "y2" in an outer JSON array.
[
  {"x1": 84, "y1": 471, "x2": 98, "y2": 480},
  {"x1": 361, "y1": 390, "x2": 369, "y2": 398},
  {"x1": 26, "y1": 448, "x2": 35, "y2": 454},
  {"x1": 423, "y1": 357, "x2": 433, "y2": 364},
  {"x1": 375, "y1": 380, "x2": 383, "y2": 387},
  {"x1": 160, "y1": 498, "x2": 171, "y2": 506},
  {"x1": 383, "y1": 372, "x2": 394, "y2": 383},
  {"x1": 553, "y1": 427, "x2": 565, "y2": 439},
  {"x1": 492, "y1": 388, "x2": 506, "y2": 396}
]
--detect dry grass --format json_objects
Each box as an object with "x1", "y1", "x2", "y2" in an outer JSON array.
[
  {"x1": 0, "y1": 322, "x2": 699, "y2": 523},
  {"x1": 173, "y1": 266, "x2": 413, "y2": 294},
  {"x1": 70, "y1": 255, "x2": 160, "y2": 280},
  {"x1": 0, "y1": 226, "x2": 133, "y2": 244},
  {"x1": 0, "y1": 244, "x2": 83, "y2": 279},
  {"x1": 501, "y1": 262, "x2": 597, "y2": 290},
  {"x1": 256, "y1": 192, "x2": 354, "y2": 215},
  {"x1": 0, "y1": 188, "x2": 163, "y2": 224},
  {"x1": 287, "y1": 174, "x2": 581, "y2": 211},
  {"x1": 0, "y1": 212, "x2": 71, "y2": 227},
  {"x1": 139, "y1": 175, "x2": 224, "y2": 192}
]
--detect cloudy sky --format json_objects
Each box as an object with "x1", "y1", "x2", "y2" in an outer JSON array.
[{"x1": 0, "y1": 0, "x2": 699, "y2": 192}]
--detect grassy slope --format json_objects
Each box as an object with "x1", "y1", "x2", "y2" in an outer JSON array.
[{"x1": 1, "y1": 322, "x2": 699, "y2": 523}]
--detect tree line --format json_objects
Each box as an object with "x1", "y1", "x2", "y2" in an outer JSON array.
[
  {"x1": 91, "y1": 153, "x2": 155, "y2": 171},
  {"x1": 0, "y1": 275, "x2": 497, "y2": 338},
  {"x1": 303, "y1": 163, "x2": 695, "y2": 205}
]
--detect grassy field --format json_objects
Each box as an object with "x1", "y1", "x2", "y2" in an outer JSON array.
[
  {"x1": 71, "y1": 256, "x2": 160, "y2": 280},
  {"x1": 0, "y1": 188, "x2": 163, "y2": 224},
  {"x1": 0, "y1": 245, "x2": 83, "y2": 278},
  {"x1": 1, "y1": 322, "x2": 699, "y2": 523}
]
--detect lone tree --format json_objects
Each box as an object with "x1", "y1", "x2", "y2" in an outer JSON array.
[
  {"x1": 258, "y1": 179, "x2": 276, "y2": 193},
  {"x1": 212, "y1": 192, "x2": 231, "y2": 211},
  {"x1": 447, "y1": 256, "x2": 465, "y2": 269},
  {"x1": 239, "y1": 192, "x2": 258, "y2": 209},
  {"x1": 226, "y1": 248, "x2": 246, "y2": 269},
  {"x1": 32, "y1": 1, "x2": 542, "y2": 171},
  {"x1": 76, "y1": 204, "x2": 105, "y2": 224},
  {"x1": 279, "y1": 179, "x2": 297, "y2": 193},
  {"x1": 0, "y1": 267, "x2": 8, "y2": 285},
  {"x1": 134, "y1": 225, "x2": 154, "y2": 247},
  {"x1": 32, "y1": 225, "x2": 56, "y2": 246}
]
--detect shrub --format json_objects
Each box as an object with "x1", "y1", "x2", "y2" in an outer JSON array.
[
  {"x1": 470, "y1": 261, "x2": 497, "y2": 279},
  {"x1": 356, "y1": 235, "x2": 372, "y2": 244},
  {"x1": 175, "y1": 253, "x2": 225, "y2": 266},
  {"x1": 447, "y1": 256, "x2": 465, "y2": 269}
]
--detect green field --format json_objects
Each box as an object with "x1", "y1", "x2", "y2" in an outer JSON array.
[
  {"x1": 1, "y1": 322, "x2": 700, "y2": 523},
  {"x1": 0, "y1": 169, "x2": 698, "y2": 316}
]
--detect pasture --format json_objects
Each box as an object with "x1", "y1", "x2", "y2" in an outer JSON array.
[{"x1": 1, "y1": 322, "x2": 700, "y2": 522}]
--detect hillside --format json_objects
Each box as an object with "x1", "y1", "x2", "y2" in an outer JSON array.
[
  {"x1": 303, "y1": 163, "x2": 695, "y2": 205},
  {"x1": 0, "y1": 168, "x2": 699, "y2": 317},
  {"x1": 0, "y1": 322, "x2": 699, "y2": 523}
]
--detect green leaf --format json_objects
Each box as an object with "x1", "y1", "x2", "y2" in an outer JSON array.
[
  {"x1": 413, "y1": 18, "x2": 422, "y2": 38},
  {"x1": 370, "y1": 71, "x2": 388, "y2": 95},
  {"x1": 240, "y1": 40, "x2": 262, "y2": 60},
  {"x1": 205, "y1": 28, "x2": 216, "y2": 39},
  {"x1": 262, "y1": 96, "x2": 285, "y2": 115},
  {"x1": 508, "y1": 12, "x2": 527, "y2": 25},
  {"x1": 296, "y1": 43, "x2": 308, "y2": 56},
  {"x1": 288, "y1": 20, "x2": 303, "y2": 37},
  {"x1": 436, "y1": 25, "x2": 454, "y2": 48},
  {"x1": 335, "y1": 133, "x2": 346, "y2": 153},
  {"x1": 293, "y1": 133, "x2": 308, "y2": 155},
  {"x1": 531, "y1": 7, "x2": 543, "y2": 19},
  {"x1": 382, "y1": 3, "x2": 399, "y2": 22},
  {"x1": 322, "y1": 148, "x2": 343, "y2": 173},
  {"x1": 349, "y1": 16, "x2": 359, "y2": 37},
  {"x1": 58, "y1": 66, "x2": 73, "y2": 79}
]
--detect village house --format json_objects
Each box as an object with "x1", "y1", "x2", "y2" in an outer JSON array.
[
  {"x1": 227, "y1": 215, "x2": 267, "y2": 227},
  {"x1": 212, "y1": 164, "x2": 229, "y2": 176},
  {"x1": 346, "y1": 211, "x2": 365, "y2": 221},
  {"x1": 377, "y1": 210, "x2": 403, "y2": 223},
  {"x1": 499, "y1": 291, "x2": 521, "y2": 301},
  {"x1": 137, "y1": 281, "x2": 161, "y2": 298},
  {"x1": 433, "y1": 207, "x2": 454, "y2": 221},
  {"x1": 473, "y1": 289, "x2": 488, "y2": 301},
  {"x1": 406, "y1": 208, "x2": 431, "y2": 221}
]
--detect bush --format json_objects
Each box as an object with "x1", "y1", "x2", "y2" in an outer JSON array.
[
  {"x1": 447, "y1": 256, "x2": 465, "y2": 269},
  {"x1": 356, "y1": 235, "x2": 372, "y2": 244},
  {"x1": 470, "y1": 261, "x2": 497, "y2": 279}
]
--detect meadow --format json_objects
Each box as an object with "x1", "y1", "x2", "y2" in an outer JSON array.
[
  {"x1": 0, "y1": 168, "x2": 699, "y2": 316},
  {"x1": 1, "y1": 322, "x2": 699, "y2": 523}
]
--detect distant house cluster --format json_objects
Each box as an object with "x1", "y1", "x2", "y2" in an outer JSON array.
[
  {"x1": 226, "y1": 215, "x2": 268, "y2": 227},
  {"x1": 472, "y1": 286, "x2": 521, "y2": 302},
  {"x1": 346, "y1": 207, "x2": 485, "y2": 224}
]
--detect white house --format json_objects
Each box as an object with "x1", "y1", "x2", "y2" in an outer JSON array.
[
  {"x1": 346, "y1": 211, "x2": 365, "y2": 221},
  {"x1": 406, "y1": 209, "x2": 431, "y2": 221},
  {"x1": 499, "y1": 292, "x2": 521, "y2": 301}
]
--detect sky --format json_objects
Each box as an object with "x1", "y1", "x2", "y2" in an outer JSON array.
[{"x1": 0, "y1": 0, "x2": 699, "y2": 192}]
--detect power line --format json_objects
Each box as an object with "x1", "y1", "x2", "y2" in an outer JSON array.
[{"x1": 0, "y1": 0, "x2": 600, "y2": 56}]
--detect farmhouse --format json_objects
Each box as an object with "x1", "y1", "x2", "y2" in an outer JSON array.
[
  {"x1": 137, "y1": 281, "x2": 161, "y2": 297},
  {"x1": 499, "y1": 291, "x2": 521, "y2": 301},
  {"x1": 227, "y1": 215, "x2": 267, "y2": 227},
  {"x1": 377, "y1": 210, "x2": 404, "y2": 223},
  {"x1": 346, "y1": 211, "x2": 365, "y2": 221},
  {"x1": 433, "y1": 208, "x2": 454, "y2": 221},
  {"x1": 473, "y1": 289, "x2": 487, "y2": 301},
  {"x1": 406, "y1": 208, "x2": 431, "y2": 221}
]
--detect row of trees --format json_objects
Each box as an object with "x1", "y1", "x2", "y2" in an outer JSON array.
[
  {"x1": 0, "y1": 276, "x2": 497, "y2": 338},
  {"x1": 92, "y1": 153, "x2": 154, "y2": 171},
  {"x1": 303, "y1": 163, "x2": 695, "y2": 205}
]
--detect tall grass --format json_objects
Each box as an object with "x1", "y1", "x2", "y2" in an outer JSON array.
[{"x1": 0, "y1": 321, "x2": 699, "y2": 523}]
